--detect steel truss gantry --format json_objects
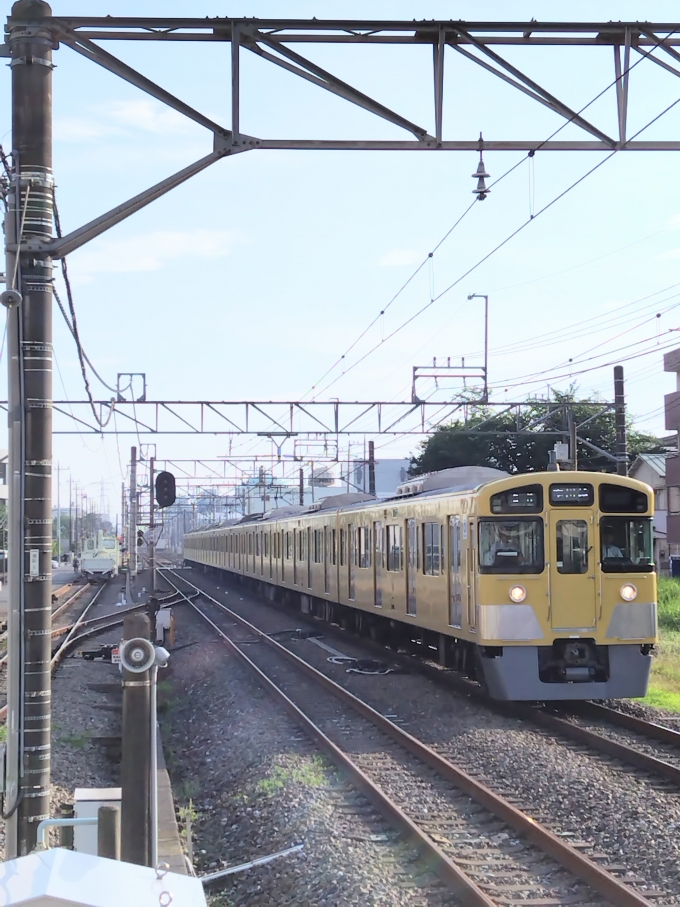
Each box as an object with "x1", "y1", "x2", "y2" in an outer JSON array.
[
  {"x1": 7, "y1": 398, "x2": 616, "y2": 437},
  {"x1": 5, "y1": 16, "x2": 680, "y2": 264}
]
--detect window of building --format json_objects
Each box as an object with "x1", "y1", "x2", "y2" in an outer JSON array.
[
  {"x1": 386, "y1": 524, "x2": 403, "y2": 572},
  {"x1": 423, "y1": 522, "x2": 441, "y2": 575}
]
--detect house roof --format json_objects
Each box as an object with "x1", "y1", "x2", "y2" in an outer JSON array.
[{"x1": 630, "y1": 453, "x2": 667, "y2": 478}]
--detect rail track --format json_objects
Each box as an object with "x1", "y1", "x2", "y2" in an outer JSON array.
[{"x1": 160, "y1": 567, "x2": 664, "y2": 907}]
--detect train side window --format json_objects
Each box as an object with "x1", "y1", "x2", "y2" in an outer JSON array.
[
  {"x1": 340, "y1": 529, "x2": 346, "y2": 566},
  {"x1": 556, "y1": 520, "x2": 588, "y2": 574},
  {"x1": 314, "y1": 529, "x2": 323, "y2": 563},
  {"x1": 331, "y1": 529, "x2": 337, "y2": 565},
  {"x1": 255, "y1": 533, "x2": 260, "y2": 557},
  {"x1": 423, "y1": 522, "x2": 440, "y2": 575},
  {"x1": 358, "y1": 527, "x2": 371, "y2": 568},
  {"x1": 264, "y1": 533, "x2": 269, "y2": 557},
  {"x1": 387, "y1": 525, "x2": 403, "y2": 572}
]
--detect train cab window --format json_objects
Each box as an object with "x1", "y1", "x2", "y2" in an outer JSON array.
[
  {"x1": 478, "y1": 519, "x2": 544, "y2": 574},
  {"x1": 386, "y1": 525, "x2": 403, "y2": 572},
  {"x1": 490, "y1": 485, "x2": 543, "y2": 514},
  {"x1": 423, "y1": 522, "x2": 441, "y2": 575},
  {"x1": 556, "y1": 520, "x2": 588, "y2": 574},
  {"x1": 599, "y1": 484, "x2": 648, "y2": 513},
  {"x1": 600, "y1": 517, "x2": 653, "y2": 572}
]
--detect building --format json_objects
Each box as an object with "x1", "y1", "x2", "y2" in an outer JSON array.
[{"x1": 629, "y1": 453, "x2": 668, "y2": 572}]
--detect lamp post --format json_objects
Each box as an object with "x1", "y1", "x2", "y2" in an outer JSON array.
[{"x1": 467, "y1": 293, "x2": 489, "y2": 403}]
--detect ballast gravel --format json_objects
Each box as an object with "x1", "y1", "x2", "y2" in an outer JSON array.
[
  {"x1": 185, "y1": 569, "x2": 680, "y2": 904},
  {"x1": 161, "y1": 606, "x2": 448, "y2": 907}
]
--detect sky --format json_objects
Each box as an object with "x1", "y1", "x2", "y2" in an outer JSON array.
[{"x1": 4, "y1": 0, "x2": 680, "y2": 522}]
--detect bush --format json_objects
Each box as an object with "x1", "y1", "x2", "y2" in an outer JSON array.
[{"x1": 658, "y1": 577, "x2": 680, "y2": 632}]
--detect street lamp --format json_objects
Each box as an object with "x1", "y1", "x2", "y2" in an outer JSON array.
[{"x1": 467, "y1": 293, "x2": 489, "y2": 402}]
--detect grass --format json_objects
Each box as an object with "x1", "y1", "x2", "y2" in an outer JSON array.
[
  {"x1": 639, "y1": 577, "x2": 680, "y2": 712},
  {"x1": 256, "y1": 756, "x2": 326, "y2": 796}
]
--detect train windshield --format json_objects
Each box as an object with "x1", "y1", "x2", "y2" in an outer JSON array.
[
  {"x1": 600, "y1": 517, "x2": 653, "y2": 573},
  {"x1": 478, "y1": 519, "x2": 544, "y2": 574}
]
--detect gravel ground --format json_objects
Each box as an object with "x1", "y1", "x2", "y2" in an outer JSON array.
[
  {"x1": 171, "y1": 567, "x2": 680, "y2": 904},
  {"x1": 161, "y1": 602, "x2": 450, "y2": 907},
  {"x1": 0, "y1": 574, "x2": 128, "y2": 856}
]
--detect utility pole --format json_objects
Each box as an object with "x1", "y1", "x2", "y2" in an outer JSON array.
[
  {"x1": 68, "y1": 474, "x2": 72, "y2": 554},
  {"x1": 129, "y1": 447, "x2": 137, "y2": 580},
  {"x1": 299, "y1": 467, "x2": 304, "y2": 506},
  {"x1": 614, "y1": 365, "x2": 628, "y2": 476},
  {"x1": 56, "y1": 463, "x2": 60, "y2": 560},
  {"x1": 149, "y1": 456, "x2": 156, "y2": 591},
  {"x1": 368, "y1": 441, "x2": 376, "y2": 495},
  {"x1": 4, "y1": 0, "x2": 54, "y2": 857},
  {"x1": 567, "y1": 408, "x2": 578, "y2": 471}
]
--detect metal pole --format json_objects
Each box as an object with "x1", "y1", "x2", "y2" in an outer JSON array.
[
  {"x1": 149, "y1": 664, "x2": 158, "y2": 868},
  {"x1": 483, "y1": 294, "x2": 489, "y2": 402},
  {"x1": 568, "y1": 407, "x2": 578, "y2": 471},
  {"x1": 68, "y1": 475, "x2": 72, "y2": 554},
  {"x1": 368, "y1": 441, "x2": 376, "y2": 495},
  {"x1": 149, "y1": 456, "x2": 155, "y2": 591},
  {"x1": 614, "y1": 365, "x2": 628, "y2": 476},
  {"x1": 56, "y1": 462, "x2": 60, "y2": 561},
  {"x1": 299, "y1": 467, "x2": 304, "y2": 506},
  {"x1": 120, "y1": 612, "x2": 152, "y2": 866},
  {"x1": 97, "y1": 805, "x2": 121, "y2": 860},
  {"x1": 129, "y1": 446, "x2": 137, "y2": 578},
  {"x1": 5, "y1": 0, "x2": 54, "y2": 858}
]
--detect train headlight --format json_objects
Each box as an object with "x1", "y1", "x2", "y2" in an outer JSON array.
[
  {"x1": 509, "y1": 584, "x2": 526, "y2": 603},
  {"x1": 620, "y1": 583, "x2": 638, "y2": 602}
]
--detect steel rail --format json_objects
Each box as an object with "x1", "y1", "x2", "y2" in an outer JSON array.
[
  {"x1": 571, "y1": 701, "x2": 680, "y2": 749},
  {"x1": 51, "y1": 582, "x2": 92, "y2": 622},
  {"x1": 0, "y1": 582, "x2": 108, "y2": 722},
  {"x1": 160, "y1": 568, "x2": 657, "y2": 907},
  {"x1": 159, "y1": 572, "x2": 493, "y2": 905}
]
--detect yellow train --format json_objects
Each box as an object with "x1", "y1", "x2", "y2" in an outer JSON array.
[{"x1": 183, "y1": 467, "x2": 657, "y2": 700}]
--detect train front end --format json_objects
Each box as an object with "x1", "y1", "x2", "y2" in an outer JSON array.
[{"x1": 473, "y1": 474, "x2": 657, "y2": 700}]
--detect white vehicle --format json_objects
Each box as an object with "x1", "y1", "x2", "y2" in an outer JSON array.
[{"x1": 80, "y1": 532, "x2": 120, "y2": 582}]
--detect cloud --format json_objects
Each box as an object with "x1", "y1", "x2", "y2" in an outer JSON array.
[
  {"x1": 377, "y1": 248, "x2": 422, "y2": 267},
  {"x1": 70, "y1": 228, "x2": 240, "y2": 278},
  {"x1": 56, "y1": 98, "x2": 211, "y2": 143}
]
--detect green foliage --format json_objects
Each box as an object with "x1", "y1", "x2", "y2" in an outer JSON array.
[
  {"x1": 59, "y1": 732, "x2": 90, "y2": 749},
  {"x1": 658, "y1": 578, "x2": 680, "y2": 632},
  {"x1": 409, "y1": 389, "x2": 666, "y2": 476},
  {"x1": 256, "y1": 757, "x2": 326, "y2": 796}
]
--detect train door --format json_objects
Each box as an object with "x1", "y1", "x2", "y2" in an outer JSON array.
[
  {"x1": 324, "y1": 526, "x2": 330, "y2": 595},
  {"x1": 373, "y1": 520, "x2": 383, "y2": 607},
  {"x1": 348, "y1": 523, "x2": 356, "y2": 600},
  {"x1": 406, "y1": 518, "x2": 417, "y2": 616},
  {"x1": 448, "y1": 516, "x2": 462, "y2": 628},
  {"x1": 549, "y1": 512, "x2": 596, "y2": 629},
  {"x1": 466, "y1": 519, "x2": 476, "y2": 630}
]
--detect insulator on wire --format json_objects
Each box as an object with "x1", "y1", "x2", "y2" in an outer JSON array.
[{"x1": 472, "y1": 135, "x2": 490, "y2": 200}]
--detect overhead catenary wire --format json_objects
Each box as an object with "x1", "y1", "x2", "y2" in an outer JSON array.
[{"x1": 52, "y1": 193, "x2": 116, "y2": 431}]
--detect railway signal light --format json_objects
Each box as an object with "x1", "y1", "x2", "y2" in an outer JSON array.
[
  {"x1": 137, "y1": 529, "x2": 145, "y2": 547},
  {"x1": 155, "y1": 471, "x2": 176, "y2": 508}
]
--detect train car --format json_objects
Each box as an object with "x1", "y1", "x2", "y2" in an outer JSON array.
[
  {"x1": 183, "y1": 467, "x2": 657, "y2": 701},
  {"x1": 80, "y1": 531, "x2": 120, "y2": 581}
]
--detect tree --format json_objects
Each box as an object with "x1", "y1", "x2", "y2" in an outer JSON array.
[{"x1": 409, "y1": 391, "x2": 666, "y2": 476}]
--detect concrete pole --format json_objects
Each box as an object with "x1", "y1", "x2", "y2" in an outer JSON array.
[
  {"x1": 5, "y1": 0, "x2": 54, "y2": 858},
  {"x1": 120, "y1": 612, "x2": 152, "y2": 866},
  {"x1": 56, "y1": 462, "x2": 60, "y2": 560},
  {"x1": 614, "y1": 365, "x2": 628, "y2": 476},
  {"x1": 368, "y1": 441, "x2": 376, "y2": 495}
]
